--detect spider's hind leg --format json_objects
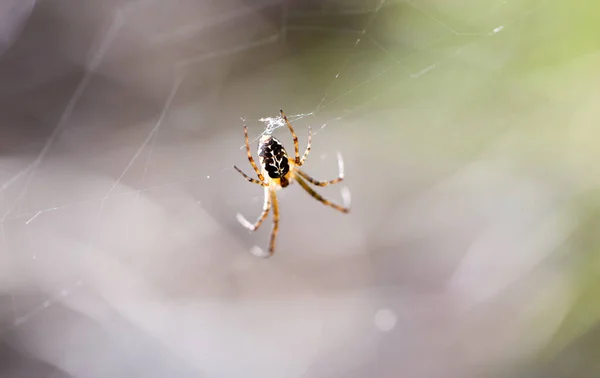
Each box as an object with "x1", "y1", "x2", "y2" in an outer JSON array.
[
  {"x1": 236, "y1": 186, "x2": 271, "y2": 231},
  {"x1": 295, "y1": 175, "x2": 350, "y2": 213},
  {"x1": 243, "y1": 125, "x2": 265, "y2": 182},
  {"x1": 268, "y1": 188, "x2": 280, "y2": 256}
]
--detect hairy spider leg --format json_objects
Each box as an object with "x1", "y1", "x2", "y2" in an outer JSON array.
[
  {"x1": 295, "y1": 151, "x2": 344, "y2": 186},
  {"x1": 234, "y1": 165, "x2": 266, "y2": 186},
  {"x1": 299, "y1": 126, "x2": 312, "y2": 166},
  {"x1": 269, "y1": 188, "x2": 280, "y2": 255},
  {"x1": 280, "y1": 109, "x2": 300, "y2": 165},
  {"x1": 244, "y1": 125, "x2": 264, "y2": 181},
  {"x1": 236, "y1": 186, "x2": 271, "y2": 231},
  {"x1": 234, "y1": 125, "x2": 268, "y2": 186},
  {"x1": 295, "y1": 175, "x2": 349, "y2": 213}
]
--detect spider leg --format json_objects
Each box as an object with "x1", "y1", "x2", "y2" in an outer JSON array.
[
  {"x1": 280, "y1": 109, "x2": 300, "y2": 165},
  {"x1": 295, "y1": 175, "x2": 350, "y2": 213},
  {"x1": 243, "y1": 125, "x2": 265, "y2": 182},
  {"x1": 233, "y1": 165, "x2": 268, "y2": 186},
  {"x1": 268, "y1": 187, "x2": 279, "y2": 256},
  {"x1": 236, "y1": 186, "x2": 271, "y2": 231},
  {"x1": 295, "y1": 152, "x2": 344, "y2": 186},
  {"x1": 299, "y1": 125, "x2": 312, "y2": 166}
]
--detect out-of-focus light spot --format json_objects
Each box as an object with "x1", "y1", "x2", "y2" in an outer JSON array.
[
  {"x1": 236, "y1": 212, "x2": 253, "y2": 229},
  {"x1": 374, "y1": 308, "x2": 397, "y2": 332},
  {"x1": 250, "y1": 245, "x2": 269, "y2": 258},
  {"x1": 336, "y1": 152, "x2": 345, "y2": 178},
  {"x1": 493, "y1": 26, "x2": 504, "y2": 33},
  {"x1": 341, "y1": 186, "x2": 352, "y2": 208}
]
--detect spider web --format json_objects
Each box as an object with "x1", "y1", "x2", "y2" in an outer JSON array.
[{"x1": 2, "y1": 0, "x2": 596, "y2": 377}]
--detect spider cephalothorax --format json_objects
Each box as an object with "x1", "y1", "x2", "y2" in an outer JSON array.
[{"x1": 233, "y1": 109, "x2": 350, "y2": 257}]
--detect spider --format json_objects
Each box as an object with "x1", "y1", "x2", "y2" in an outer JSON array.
[{"x1": 233, "y1": 109, "x2": 350, "y2": 257}]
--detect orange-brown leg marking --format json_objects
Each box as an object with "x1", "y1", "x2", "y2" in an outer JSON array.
[
  {"x1": 299, "y1": 125, "x2": 312, "y2": 166},
  {"x1": 244, "y1": 125, "x2": 265, "y2": 182},
  {"x1": 237, "y1": 186, "x2": 271, "y2": 231},
  {"x1": 296, "y1": 176, "x2": 349, "y2": 213},
  {"x1": 234, "y1": 165, "x2": 267, "y2": 186},
  {"x1": 280, "y1": 109, "x2": 300, "y2": 165},
  {"x1": 296, "y1": 151, "x2": 344, "y2": 186},
  {"x1": 268, "y1": 188, "x2": 279, "y2": 256},
  {"x1": 296, "y1": 169, "x2": 343, "y2": 187}
]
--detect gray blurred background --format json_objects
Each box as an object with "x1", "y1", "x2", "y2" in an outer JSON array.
[{"x1": 1, "y1": 0, "x2": 599, "y2": 377}]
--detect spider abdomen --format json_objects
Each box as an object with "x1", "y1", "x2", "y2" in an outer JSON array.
[{"x1": 258, "y1": 136, "x2": 290, "y2": 180}]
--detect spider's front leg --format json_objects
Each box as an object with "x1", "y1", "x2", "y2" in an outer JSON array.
[
  {"x1": 233, "y1": 125, "x2": 268, "y2": 186},
  {"x1": 280, "y1": 109, "x2": 300, "y2": 165},
  {"x1": 299, "y1": 126, "x2": 312, "y2": 166},
  {"x1": 233, "y1": 165, "x2": 267, "y2": 186}
]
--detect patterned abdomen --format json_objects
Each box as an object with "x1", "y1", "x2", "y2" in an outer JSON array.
[{"x1": 258, "y1": 136, "x2": 290, "y2": 179}]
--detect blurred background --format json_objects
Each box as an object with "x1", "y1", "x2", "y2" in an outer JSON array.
[{"x1": 1, "y1": 0, "x2": 599, "y2": 377}]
